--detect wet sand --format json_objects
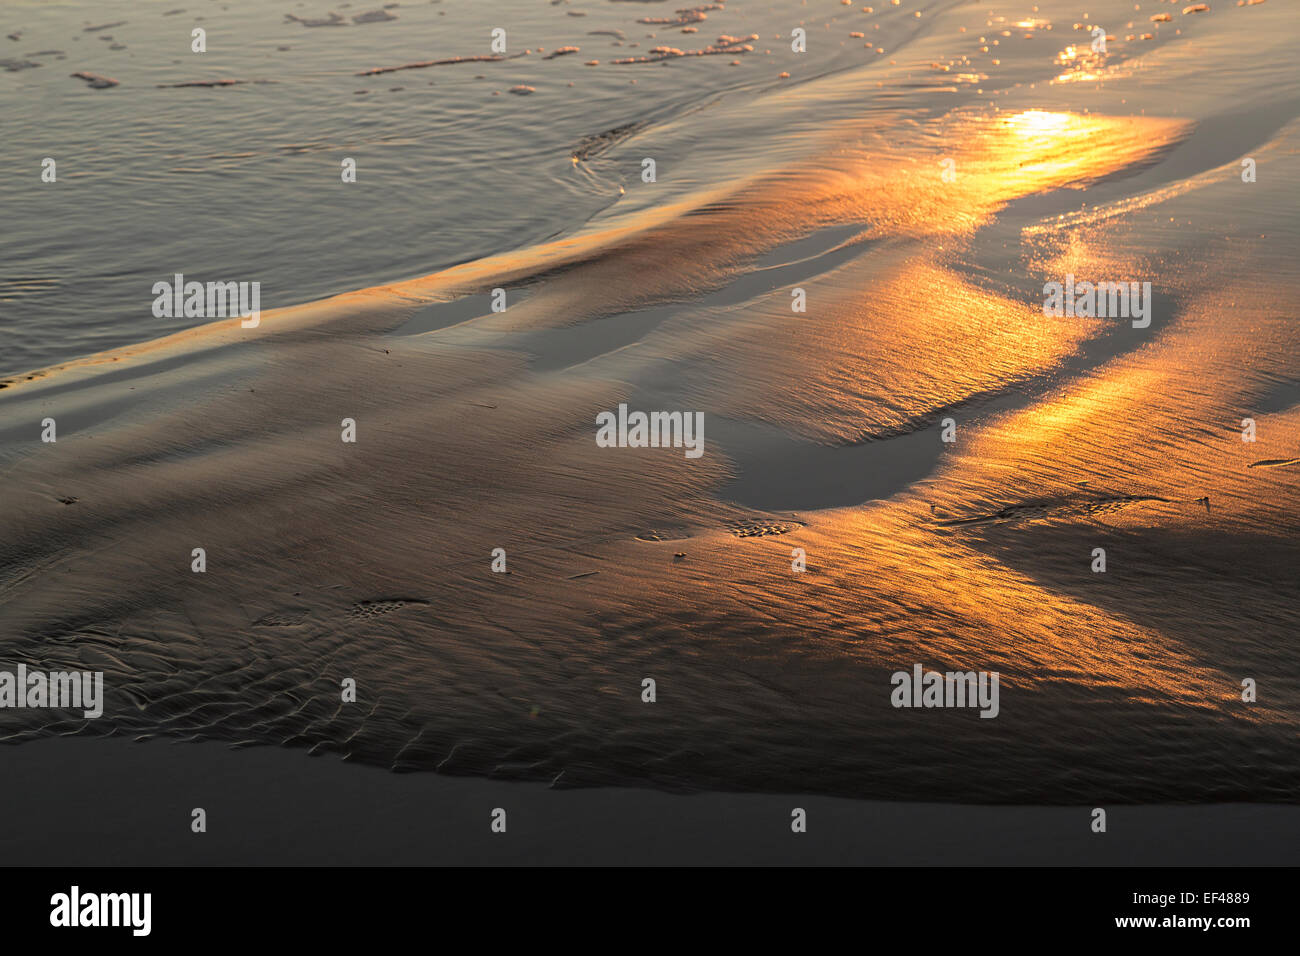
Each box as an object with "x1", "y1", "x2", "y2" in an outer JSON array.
[
  {"x1": 6, "y1": 736, "x2": 1298, "y2": 865},
  {"x1": 1, "y1": 0, "x2": 1297, "y2": 854}
]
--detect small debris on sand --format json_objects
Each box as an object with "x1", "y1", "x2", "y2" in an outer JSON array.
[
  {"x1": 352, "y1": 9, "x2": 398, "y2": 23},
  {"x1": 285, "y1": 12, "x2": 347, "y2": 27},
  {"x1": 357, "y1": 53, "x2": 519, "y2": 76},
  {"x1": 638, "y1": 5, "x2": 720, "y2": 28},
  {"x1": 156, "y1": 78, "x2": 251, "y2": 87},
  {"x1": 71, "y1": 70, "x2": 118, "y2": 88}
]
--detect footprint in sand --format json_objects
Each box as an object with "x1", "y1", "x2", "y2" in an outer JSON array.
[
  {"x1": 635, "y1": 528, "x2": 690, "y2": 542},
  {"x1": 727, "y1": 520, "x2": 804, "y2": 538},
  {"x1": 348, "y1": 599, "x2": 429, "y2": 618}
]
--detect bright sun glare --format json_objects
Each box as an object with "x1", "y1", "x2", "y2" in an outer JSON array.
[{"x1": 1005, "y1": 110, "x2": 1075, "y2": 136}]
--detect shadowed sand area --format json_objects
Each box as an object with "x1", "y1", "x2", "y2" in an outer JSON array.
[{"x1": 1, "y1": 0, "x2": 1298, "y2": 807}]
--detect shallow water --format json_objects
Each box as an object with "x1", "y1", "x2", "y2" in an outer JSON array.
[{"x1": 3, "y1": 0, "x2": 924, "y2": 375}]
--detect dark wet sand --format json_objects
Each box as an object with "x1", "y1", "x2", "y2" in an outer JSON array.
[{"x1": 6, "y1": 736, "x2": 1297, "y2": 866}]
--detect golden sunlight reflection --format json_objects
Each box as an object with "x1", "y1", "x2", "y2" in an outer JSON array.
[
  {"x1": 956, "y1": 110, "x2": 1189, "y2": 198},
  {"x1": 1002, "y1": 109, "x2": 1076, "y2": 139},
  {"x1": 1053, "y1": 39, "x2": 1108, "y2": 83}
]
